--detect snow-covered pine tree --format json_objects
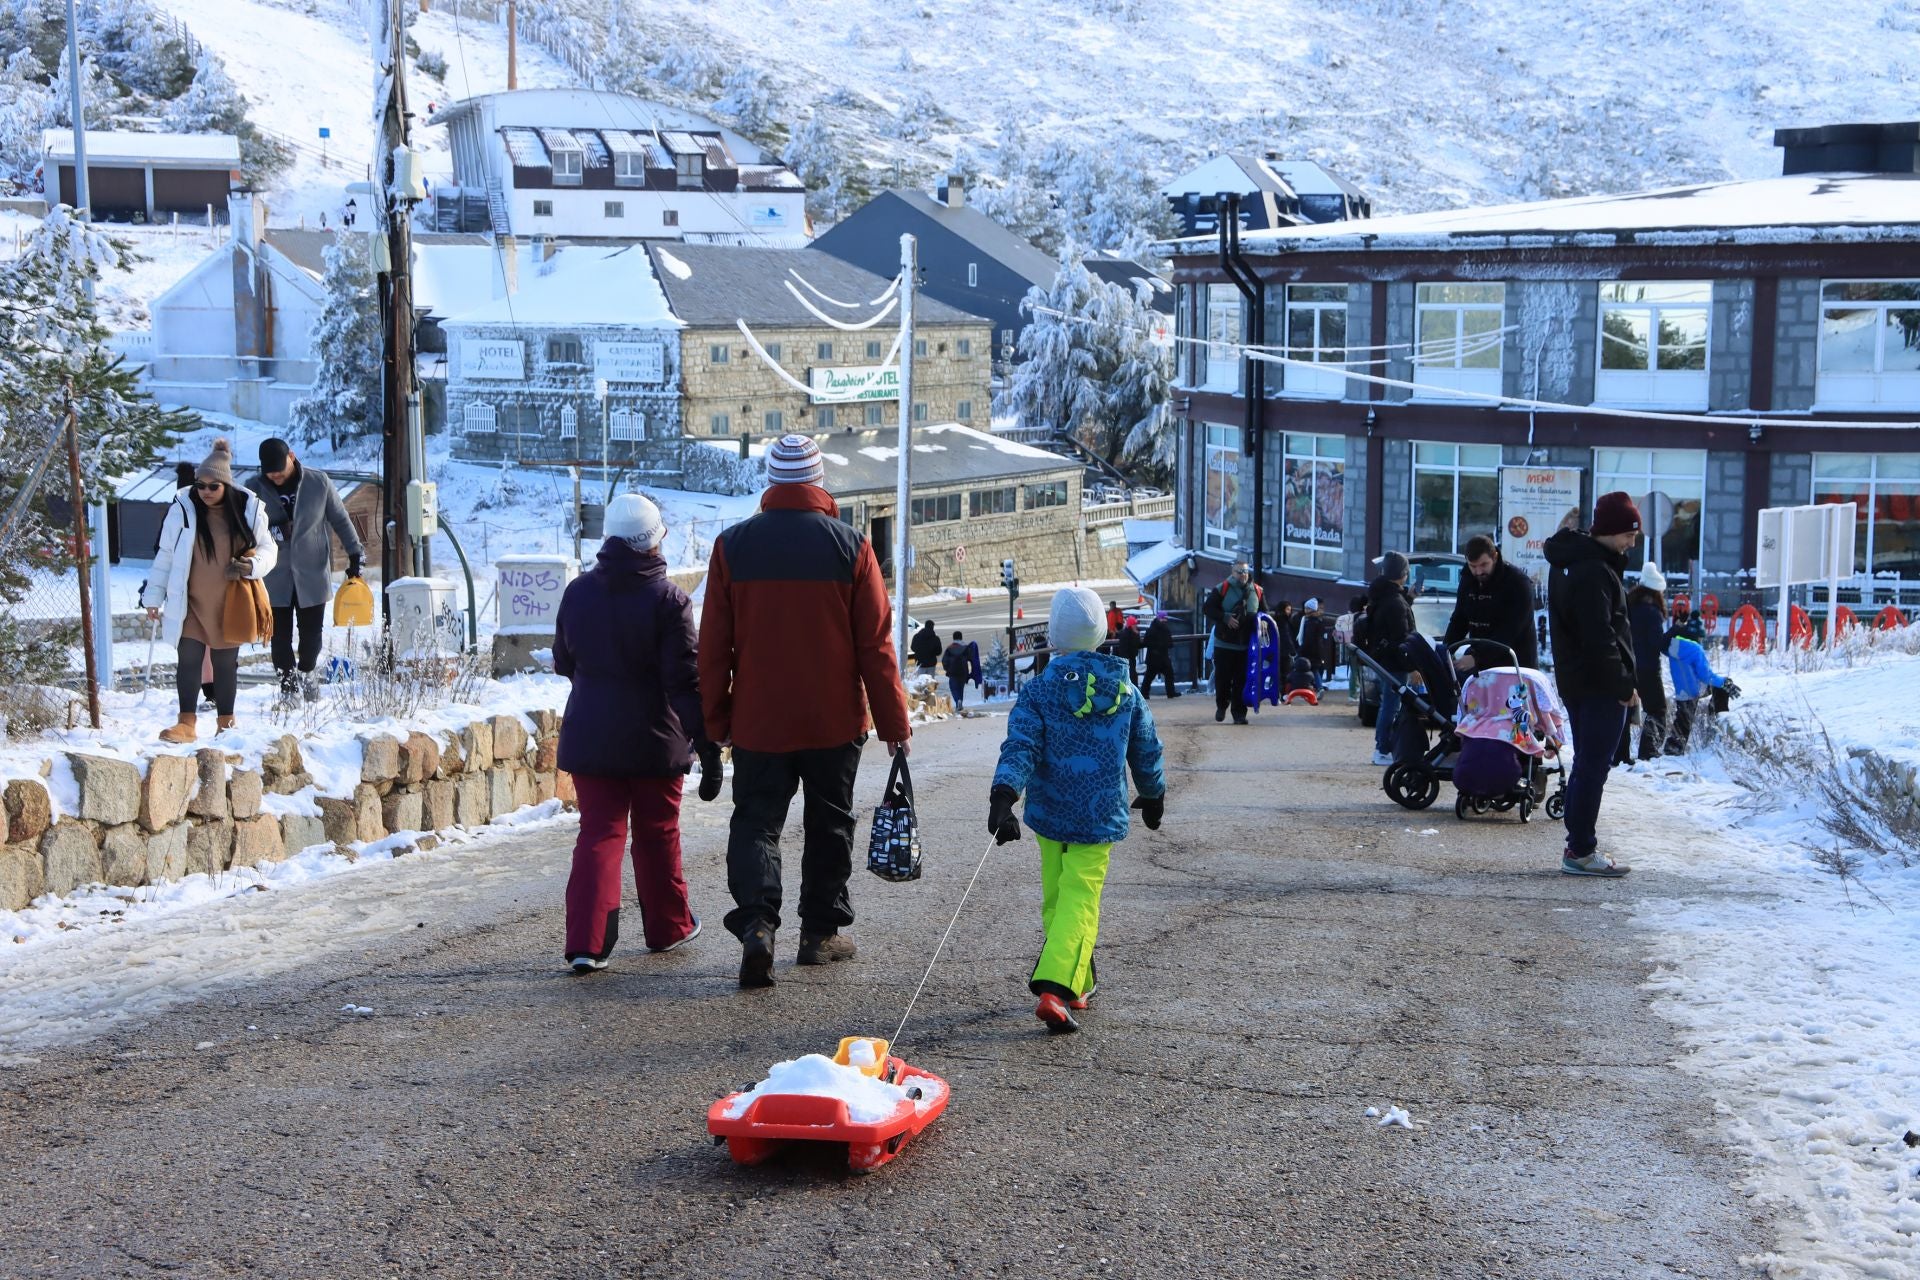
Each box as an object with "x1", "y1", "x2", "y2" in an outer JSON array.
[
  {"x1": 713, "y1": 64, "x2": 780, "y2": 137},
  {"x1": 42, "y1": 47, "x2": 122, "y2": 130},
  {"x1": 782, "y1": 111, "x2": 843, "y2": 218},
  {"x1": 1110, "y1": 282, "x2": 1175, "y2": 478},
  {"x1": 998, "y1": 249, "x2": 1103, "y2": 438},
  {"x1": 288, "y1": 235, "x2": 381, "y2": 452},
  {"x1": 0, "y1": 49, "x2": 49, "y2": 186},
  {"x1": 166, "y1": 54, "x2": 288, "y2": 185},
  {"x1": 0, "y1": 208, "x2": 190, "y2": 691}
]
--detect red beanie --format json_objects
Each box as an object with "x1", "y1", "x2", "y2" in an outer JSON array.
[{"x1": 1591, "y1": 491, "x2": 1642, "y2": 537}]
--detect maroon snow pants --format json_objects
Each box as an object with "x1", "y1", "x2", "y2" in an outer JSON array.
[{"x1": 565, "y1": 773, "x2": 696, "y2": 960}]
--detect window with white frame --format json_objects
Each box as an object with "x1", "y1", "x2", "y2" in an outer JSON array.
[
  {"x1": 612, "y1": 149, "x2": 646, "y2": 187},
  {"x1": 816, "y1": 341, "x2": 833, "y2": 360},
  {"x1": 462, "y1": 402, "x2": 496, "y2": 436},
  {"x1": 1818, "y1": 281, "x2": 1920, "y2": 407},
  {"x1": 1413, "y1": 283, "x2": 1504, "y2": 398},
  {"x1": 675, "y1": 152, "x2": 704, "y2": 188},
  {"x1": 709, "y1": 412, "x2": 730, "y2": 436},
  {"x1": 763, "y1": 410, "x2": 783, "y2": 434},
  {"x1": 559, "y1": 404, "x2": 578, "y2": 440},
  {"x1": 864, "y1": 404, "x2": 885, "y2": 426},
  {"x1": 1280, "y1": 433, "x2": 1345, "y2": 572},
  {"x1": 1593, "y1": 447, "x2": 1706, "y2": 575},
  {"x1": 1282, "y1": 284, "x2": 1348, "y2": 399},
  {"x1": 1411, "y1": 442, "x2": 1500, "y2": 554},
  {"x1": 765, "y1": 343, "x2": 782, "y2": 363},
  {"x1": 1812, "y1": 453, "x2": 1920, "y2": 577},
  {"x1": 865, "y1": 339, "x2": 883, "y2": 360},
  {"x1": 958, "y1": 337, "x2": 972, "y2": 357},
  {"x1": 1203, "y1": 422, "x2": 1242, "y2": 555},
  {"x1": 604, "y1": 201, "x2": 625, "y2": 219},
  {"x1": 532, "y1": 200, "x2": 553, "y2": 217},
  {"x1": 709, "y1": 344, "x2": 729, "y2": 365},
  {"x1": 1025, "y1": 480, "x2": 1068, "y2": 509},
  {"x1": 550, "y1": 147, "x2": 583, "y2": 186},
  {"x1": 1200, "y1": 284, "x2": 1242, "y2": 393},
  {"x1": 609, "y1": 408, "x2": 643, "y2": 441},
  {"x1": 1596, "y1": 282, "x2": 1710, "y2": 406}
]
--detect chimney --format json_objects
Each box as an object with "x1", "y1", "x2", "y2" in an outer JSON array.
[
  {"x1": 1774, "y1": 121, "x2": 1920, "y2": 176},
  {"x1": 944, "y1": 174, "x2": 965, "y2": 209},
  {"x1": 497, "y1": 233, "x2": 519, "y2": 297}
]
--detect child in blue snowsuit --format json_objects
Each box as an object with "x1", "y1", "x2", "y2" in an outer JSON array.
[
  {"x1": 989, "y1": 587, "x2": 1166, "y2": 1034},
  {"x1": 1664, "y1": 634, "x2": 1738, "y2": 752}
]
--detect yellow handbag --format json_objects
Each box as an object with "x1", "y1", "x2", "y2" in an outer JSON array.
[{"x1": 334, "y1": 574, "x2": 375, "y2": 627}]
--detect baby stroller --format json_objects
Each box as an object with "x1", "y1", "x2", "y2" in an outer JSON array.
[
  {"x1": 1448, "y1": 644, "x2": 1569, "y2": 824},
  {"x1": 1347, "y1": 635, "x2": 1460, "y2": 811}
]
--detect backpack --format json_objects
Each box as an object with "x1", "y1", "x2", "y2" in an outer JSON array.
[
  {"x1": 941, "y1": 645, "x2": 968, "y2": 678},
  {"x1": 1349, "y1": 608, "x2": 1369, "y2": 652}
]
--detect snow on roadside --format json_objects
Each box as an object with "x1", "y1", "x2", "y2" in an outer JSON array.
[{"x1": 1613, "y1": 646, "x2": 1920, "y2": 1280}]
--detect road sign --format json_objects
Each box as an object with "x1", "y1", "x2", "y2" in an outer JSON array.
[
  {"x1": 318, "y1": 127, "x2": 330, "y2": 138},
  {"x1": 954, "y1": 544, "x2": 966, "y2": 563}
]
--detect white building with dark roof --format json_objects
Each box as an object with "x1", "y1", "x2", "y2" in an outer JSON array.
[{"x1": 425, "y1": 89, "x2": 806, "y2": 243}]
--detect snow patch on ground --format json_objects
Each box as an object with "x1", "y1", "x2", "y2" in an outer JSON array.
[
  {"x1": 723, "y1": 1052, "x2": 911, "y2": 1125},
  {"x1": 1618, "y1": 647, "x2": 1920, "y2": 1279}
]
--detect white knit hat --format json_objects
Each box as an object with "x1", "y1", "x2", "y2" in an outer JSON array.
[
  {"x1": 603, "y1": 493, "x2": 665, "y2": 551},
  {"x1": 1303, "y1": 597, "x2": 1320, "y2": 612},
  {"x1": 1048, "y1": 586, "x2": 1106, "y2": 654},
  {"x1": 766, "y1": 434, "x2": 825, "y2": 486},
  {"x1": 1637, "y1": 561, "x2": 1666, "y2": 593}
]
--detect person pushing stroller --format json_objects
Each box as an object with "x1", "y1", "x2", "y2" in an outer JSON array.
[{"x1": 988, "y1": 588, "x2": 1167, "y2": 1034}]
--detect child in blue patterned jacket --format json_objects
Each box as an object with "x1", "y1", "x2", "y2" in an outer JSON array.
[{"x1": 989, "y1": 586, "x2": 1167, "y2": 1034}]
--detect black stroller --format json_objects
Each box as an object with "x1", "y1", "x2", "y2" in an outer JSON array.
[{"x1": 1349, "y1": 637, "x2": 1565, "y2": 822}]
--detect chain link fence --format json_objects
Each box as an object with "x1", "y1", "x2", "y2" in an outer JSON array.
[{"x1": 0, "y1": 425, "x2": 101, "y2": 734}]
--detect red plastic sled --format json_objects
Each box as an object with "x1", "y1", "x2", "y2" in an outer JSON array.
[
  {"x1": 708, "y1": 1040, "x2": 951, "y2": 1173},
  {"x1": 1283, "y1": 688, "x2": 1320, "y2": 705}
]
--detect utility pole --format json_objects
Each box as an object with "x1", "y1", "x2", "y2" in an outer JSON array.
[
  {"x1": 506, "y1": 0, "x2": 518, "y2": 90},
  {"x1": 64, "y1": 386, "x2": 100, "y2": 729},
  {"x1": 1218, "y1": 192, "x2": 1266, "y2": 587},
  {"x1": 66, "y1": 0, "x2": 113, "y2": 700},
  {"x1": 893, "y1": 233, "x2": 916, "y2": 673},
  {"x1": 375, "y1": 0, "x2": 432, "y2": 599}
]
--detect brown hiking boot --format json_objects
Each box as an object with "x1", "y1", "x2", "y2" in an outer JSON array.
[
  {"x1": 797, "y1": 932, "x2": 856, "y2": 965},
  {"x1": 158, "y1": 714, "x2": 197, "y2": 744}
]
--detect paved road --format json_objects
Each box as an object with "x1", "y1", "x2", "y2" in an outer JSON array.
[
  {"x1": 0, "y1": 699, "x2": 1768, "y2": 1278},
  {"x1": 909, "y1": 583, "x2": 1136, "y2": 642}
]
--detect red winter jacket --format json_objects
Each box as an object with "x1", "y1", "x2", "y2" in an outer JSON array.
[{"x1": 699, "y1": 484, "x2": 911, "y2": 753}]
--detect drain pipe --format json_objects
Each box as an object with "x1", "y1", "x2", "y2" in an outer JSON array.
[{"x1": 1217, "y1": 193, "x2": 1266, "y2": 582}]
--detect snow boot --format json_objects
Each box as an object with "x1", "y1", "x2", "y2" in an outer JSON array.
[
  {"x1": 158, "y1": 714, "x2": 197, "y2": 745},
  {"x1": 797, "y1": 931, "x2": 856, "y2": 965},
  {"x1": 649, "y1": 918, "x2": 701, "y2": 953},
  {"x1": 1561, "y1": 851, "x2": 1631, "y2": 878},
  {"x1": 303, "y1": 673, "x2": 322, "y2": 704},
  {"x1": 215, "y1": 716, "x2": 236, "y2": 734},
  {"x1": 738, "y1": 924, "x2": 776, "y2": 989},
  {"x1": 1035, "y1": 993, "x2": 1079, "y2": 1034}
]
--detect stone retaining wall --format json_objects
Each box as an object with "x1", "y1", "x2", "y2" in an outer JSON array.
[{"x1": 0, "y1": 712, "x2": 576, "y2": 912}]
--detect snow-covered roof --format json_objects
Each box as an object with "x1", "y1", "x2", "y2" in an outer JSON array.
[
  {"x1": 1160, "y1": 153, "x2": 1294, "y2": 201},
  {"x1": 662, "y1": 131, "x2": 705, "y2": 157},
  {"x1": 739, "y1": 165, "x2": 804, "y2": 191},
  {"x1": 1126, "y1": 538, "x2": 1189, "y2": 589},
  {"x1": 806, "y1": 424, "x2": 1078, "y2": 498},
  {"x1": 427, "y1": 90, "x2": 767, "y2": 162},
  {"x1": 501, "y1": 127, "x2": 548, "y2": 167},
  {"x1": 600, "y1": 129, "x2": 650, "y2": 160},
  {"x1": 537, "y1": 127, "x2": 583, "y2": 154},
  {"x1": 411, "y1": 240, "x2": 513, "y2": 319},
  {"x1": 438, "y1": 242, "x2": 681, "y2": 328},
  {"x1": 1267, "y1": 159, "x2": 1368, "y2": 201},
  {"x1": 1197, "y1": 173, "x2": 1920, "y2": 253},
  {"x1": 42, "y1": 129, "x2": 240, "y2": 167},
  {"x1": 644, "y1": 244, "x2": 985, "y2": 327}
]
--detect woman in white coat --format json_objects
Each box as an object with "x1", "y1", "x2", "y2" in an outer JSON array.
[{"x1": 141, "y1": 439, "x2": 277, "y2": 743}]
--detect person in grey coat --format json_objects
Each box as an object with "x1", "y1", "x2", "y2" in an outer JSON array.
[{"x1": 244, "y1": 437, "x2": 365, "y2": 702}]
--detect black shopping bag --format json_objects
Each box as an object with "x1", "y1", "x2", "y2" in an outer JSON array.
[{"x1": 866, "y1": 752, "x2": 923, "y2": 882}]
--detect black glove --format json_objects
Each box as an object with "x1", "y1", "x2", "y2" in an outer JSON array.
[
  {"x1": 1720, "y1": 679, "x2": 1741, "y2": 700},
  {"x1": 696, "y1": 744, "x2": 724, "y2": 802},
  {"x1": 224, "y1": 557, "x2": 248, "y2": 581},
  {"x1": 987, "y1": 784, "x2": 1021, "y2": 845},
  {"x1": 1131, "y1": 793, "x2": 1164, "y2": 831},
  {"x1": 347, "y1": 554, "x2": 363, "y2": 579}
]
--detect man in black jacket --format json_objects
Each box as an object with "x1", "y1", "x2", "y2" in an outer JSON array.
[
  {"x1": 1141, "y1": 612, "x2": 1179, "y2": 699},
  {"x1": 1445, "y1": 534, "x2": 1539, "y2": 672},
  {"x1": 1545, "y1": 492, "x2": 1643, "y2": 878},
  {"x1": 1366, "y1": 553, "x2": 1416, "y2": 765},
  {"x1": 909, "y1": 618, "x2": 942, "y2": 674}
]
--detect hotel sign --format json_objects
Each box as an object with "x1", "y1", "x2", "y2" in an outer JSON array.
[
  {"x1": 809, "y1": 364, "x2": 900, "y2": 404},
  {"x1": 460, "y1": 339, "x2": 525, "y2": 380}
]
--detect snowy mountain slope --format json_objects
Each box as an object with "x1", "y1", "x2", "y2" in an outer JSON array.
[
  {"x1": 142, "y1": 0, "x2": 573, "y2": 222},
  {"x1": 587, "y1": 0, "x2": 1919, "y2": 220}
]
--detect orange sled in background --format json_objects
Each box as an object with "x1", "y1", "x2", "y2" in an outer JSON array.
[{"x1": 707, "y1": 1037, "x2": 952, "y2": 1173}]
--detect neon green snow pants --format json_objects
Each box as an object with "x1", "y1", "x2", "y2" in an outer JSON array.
[{"x1": 1028, "y1": 836, "x2": 1112, "y2": 999}]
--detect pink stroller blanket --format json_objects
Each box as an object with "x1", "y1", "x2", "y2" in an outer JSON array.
[{"x1": 1455, "y1": 668, "x2": 1568, "y2": 756}]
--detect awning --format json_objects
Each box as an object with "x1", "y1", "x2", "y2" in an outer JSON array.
[{"x1": 1126, "y1": 538, "x2": 1189, "y2": 589}]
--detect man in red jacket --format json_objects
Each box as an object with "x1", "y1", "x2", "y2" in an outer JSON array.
[{"x1": 700, "y1": 435, "x2": 913, "y2": 989}]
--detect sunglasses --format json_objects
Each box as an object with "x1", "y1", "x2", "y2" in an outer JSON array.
[{"x1": 193, "y1": 481, "x2": 225, "y2": 492}]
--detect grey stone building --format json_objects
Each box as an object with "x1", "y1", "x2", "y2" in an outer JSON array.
[{"x1": 1161, "y1": 121, "x2": 1920, "y2": 616}]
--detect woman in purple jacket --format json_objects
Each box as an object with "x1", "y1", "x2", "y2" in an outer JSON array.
[{"x1": 555, "y1": 494, "x2": 723, "y2": 974}]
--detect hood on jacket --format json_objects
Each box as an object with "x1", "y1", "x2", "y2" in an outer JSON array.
[
  {"x1": 594, "y1": 537, "x2": 667, "y2": 579},
  {"x1": 1543, "y1": 527, "x2": 1624, "y2": 572},
  {"x1": 1044, "y1": 648, "x2": 1134, "y2": 718},
  {"x1": 1366, "y1": 575, "x2": 1408, "y2": 605}
]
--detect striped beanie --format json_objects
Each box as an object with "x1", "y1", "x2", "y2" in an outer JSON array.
[{"x1": 766, "y1": 433, "x2": 825, "y2": 486}]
